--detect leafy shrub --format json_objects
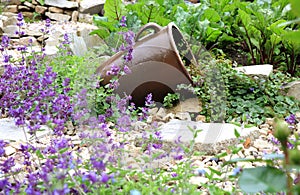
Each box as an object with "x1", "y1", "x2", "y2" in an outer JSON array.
[{"x1": 194, "y1": 58, "x2": 300, "y2": 125}]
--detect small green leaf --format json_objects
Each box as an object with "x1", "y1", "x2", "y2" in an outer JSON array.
[
  {"x1": 36, "y1": 150, "x2": 44, "y2": 159},
  {"x1": 234, "y1": 128, "x2": 240, "y2": 138},
  {"x1": 238, "y1": 166, "x2": 287, "y2": 193}
]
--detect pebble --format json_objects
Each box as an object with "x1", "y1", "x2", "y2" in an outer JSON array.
[{"x1": 5, "y1": 146, "x2": 16, "y2": 156}]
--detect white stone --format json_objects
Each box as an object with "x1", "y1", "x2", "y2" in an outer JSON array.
[
  {"x1": 167, "y1": 98, "x2": 202, "y2": 113},
  {"x1": 44, "y1": 0, "x2": 78, "y2": 8},
  {"x1": 234, "y1": 64, "x2": 273, "y2": 76},
  {"x1": 159, "y1": 119, "x2": 259, "y2": 154},
  {"x1": 2, "y1": 15, "x2": 17, "y2": 26},
  {"x1": 69, "y1": 34, "x2": 88, "y2": 56},
  {"x1": 3, "y1": 25, "x2": 18, "y2": 37},
  {"x1": 45, "y1": 12, "x2": 71, "y2": 22},
  {"x1": 5, "y1": 146, "x2": 16, "y2": 156},
  {"x1": 175, "y1": 112, "x2": 191, "y2": 121},
  {"x1": 189, "y1": 176, "x2": 209, "y2": 185},
  {"x1": 156, "y1": 107, "x2": 167, "y2": 119},
  {"x1": 79, "y1": 0, "x2": 105, "y2": 14},
  {"x1": 282, "y1": 81, "x2": 300, "y2": 101},
  {"x1": 0, "y1": 118, "x2": 51, "y2": 142},
  {"x1": 44, "y1": 45, "x2": 59, "y2": 56}
]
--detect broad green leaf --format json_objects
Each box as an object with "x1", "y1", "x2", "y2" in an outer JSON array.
[
  {"x1": 104, "y1": 0, "x2": 125, "y2": 21},
  {"x1": 202, "y1": 8, "x2": 221, "y2": 23},
  {"x1": 290, "y1": 0, "x2": 300, "y2": 17},
  {"x1": 238, "y1": 166, "x2": 287, "y2": 193},
  {"x1": 238, "y1": 9, "x2": 251, "y2": 26},
  {"x1": 206, "y1": 27, "x2": 222, "y2": 42},
  {"x1": 89, "y1": 28, "x2": 110, "y2": 39},
  {"x1": 283, "y1": 30, "x2": 300, "y2": 44}
]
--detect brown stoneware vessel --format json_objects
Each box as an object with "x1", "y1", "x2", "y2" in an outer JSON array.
[{"x1": 96, "y1": 22, "x2": 196, "y2": 106}]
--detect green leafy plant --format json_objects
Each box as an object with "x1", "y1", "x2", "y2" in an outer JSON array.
[{"x1": 163, "y1": 93, "x2": 180, "y2": 108}]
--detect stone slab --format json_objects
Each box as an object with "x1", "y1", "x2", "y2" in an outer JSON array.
[
  {"x1": 0, "y1": 118, "x2": 51, "y2": 142},
  {"x1": 234, "y1": 64, "x2": 273, "y2": 77},
  {"x1": 158, "y1": 119, "x2": 260, "y2": 154}
]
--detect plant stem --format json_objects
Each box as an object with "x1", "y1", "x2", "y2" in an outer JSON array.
[
  {"x1": 283, "y1": 142, "x2": 292, "y2": 195},
  {"x1": 241, "y1": 23, "x2": 256, "y2": 64}
]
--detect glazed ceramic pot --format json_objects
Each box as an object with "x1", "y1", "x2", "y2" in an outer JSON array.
[{"x1": 96, "y1": 22, "x2": 196, "y2": 106}]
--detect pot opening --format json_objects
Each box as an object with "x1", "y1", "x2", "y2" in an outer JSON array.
[{"x1": 172, "y1": 26, "x2": 194, "y2": 67}]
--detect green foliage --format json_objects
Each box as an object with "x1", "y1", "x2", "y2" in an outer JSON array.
[
  {"x1": 238, "y1": 166, "x2": 287, "y2": 193},
  {"x1": 163, "y1": 93, "x2": 180, "y2": 108},
  {"x1": 194, "y1": 59, "x2": 299, "y2": 125}
]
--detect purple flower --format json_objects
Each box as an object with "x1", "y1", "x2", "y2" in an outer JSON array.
[
  {"x1": 0, "y1": 140, "x2": 7, "y2": 157},
  {"x1": 196, "y1": 168, "x2": 206, "y2": 176},
  {"x1": 145, "y1": 93, "x2": 154, "y2": 106},
  {"x1": 86, "y1": 171, "x2": 98, "y2": 183},
  {"x1": 100, "y1": 172, "x2": 109, "y2": 183},
  {"x1": 106, "y1": 64, "x2": 120, "y2": 76},
  {"x1": 123, "y1": 65, "x2": 131, "y2": 74},
  {"x1": 171, "y1": 172, "x2": 178, "y2": 177},
  {"x1": 62, "y1": 78, "x2": 70, "y2": 87},
  {"x1": 16, "y1": 12, "x2": 24, "y2": 27},
  {"x1": 120, "y1": 16, "x2": 127, "y2": 27},
  {"x1": 232, "y1": 167, "x2": 242, "y2": 176},
  {"x1": 1, "y1": 35, "x2": 10, "y2": 49},
  {"x1": 45, "y1": 18, "x2": 51, "y2": 27},
  {"x1": 285, "y1": 114, "x2": 296, "y2": 125}
]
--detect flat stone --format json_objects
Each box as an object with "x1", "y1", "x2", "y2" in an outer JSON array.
[
  {"x1": 158, "y1": 119, "x2": 260, "y2": 154},
  {"x1": 5, "y1": 145, "x2": 16, "y2": 156},
  {"x1": 1, "y1": 0, "x2": 21, "y2": 5},
  {"x1": 71, "y1": 11, "x2": 79, "y2": 22},
  {"x1": 45, "y1": 12, "x2": 71, "y2": 22},
  {"x1": 2, "y1": 15, "x2": 17, "y2": 26},
  {"x1": 234, "y1": 64, "x2": 273, "y2": 77},
  {"x1": 44, "y1": 0, "x2": 79, "y2": 8},
  {"x1": 23, "y1": 1, "x2": 35, "y2": 9},
  {"x1": 175, "y1": 112, "x2": 191, "y2": 121},
  {"x1": 22, "y1": 12, "x2": 34, "y2": 19},
  {"x1": 4, "y1": 5, "x2": 18, "y2": 13},
  {"x1": 167, "y1": 98, "x2": 202, "y2": 113},
  {"x1": 0, "y1": 118, "x2": 51, "y2": 142},
  {"x1": 35, "y1": 5, "x2": 48, "y2": 14},
  {"x1": 18, "y1": 5, "x2": 31, "y2": 11},
  {"x1": 79, "y1": 0, "x2": 105, "y2": 15},
  {"x1": 282, "y1": 81, "x2": 300, "y2": 101},
  {"x1": 3, "y1": 25, "x2": 18, "y2": 38},
  {"x1": 78, "y1": 13, "x2": 93, "y2": 24},
  {"x1": 44, "y1": 45, "x2": 59, "y2": 55},
  {"x1": 69, "y1": 34, "x2": 88, "y2": 56},
  {"x1": 49, "y1": 6, "x2": 64, "y2": 13}
]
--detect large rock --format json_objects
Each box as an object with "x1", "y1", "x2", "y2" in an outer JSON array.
[
  {"x1": 167, "y1": 98, "x2": 202, "y2": 113},
  {"x1": 234, "y1": 64, "x2": 273, "y2": 77},
  {"x1": 79, "y1": 0, "x2": 105, "y2": 15},
  {"x1": 3, "y1": 25, "x2": 18, "y2": 38},
  {"x1": 35, "y1": 5, "x2": 48, "y2": 14},
  {"x1": 0, "y1": 118, "x2": 50, "y2": 142},
  {"x1": 156, "y1": 119, "x2": 260, "y2": 154},
  {"x1": 45, "y1": 12, "x2": 71, "y2": 21},
  {"x1": 44, "y1": 0, "x2": 79, "y2": 8},
  {"x1": 282, "y1": 81, "x2": 300, "y2": 101}
]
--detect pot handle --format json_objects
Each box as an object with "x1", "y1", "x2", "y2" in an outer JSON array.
[{"x1": 135, "y1": 22, "x2": 162, "y2": 42}]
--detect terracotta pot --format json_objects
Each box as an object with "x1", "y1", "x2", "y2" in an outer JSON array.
[{"x1": 97, "y1": 22, "x2": 196, "y2": 106}]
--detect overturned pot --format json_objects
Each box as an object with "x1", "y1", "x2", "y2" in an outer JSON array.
[{"x1": 96, "y1": 22, "x2": 196, "y2": 107}]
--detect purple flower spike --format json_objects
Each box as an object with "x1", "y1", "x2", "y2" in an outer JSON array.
[{"x1": 120, "y1": 16, "x2": 127, "y2": 27}]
